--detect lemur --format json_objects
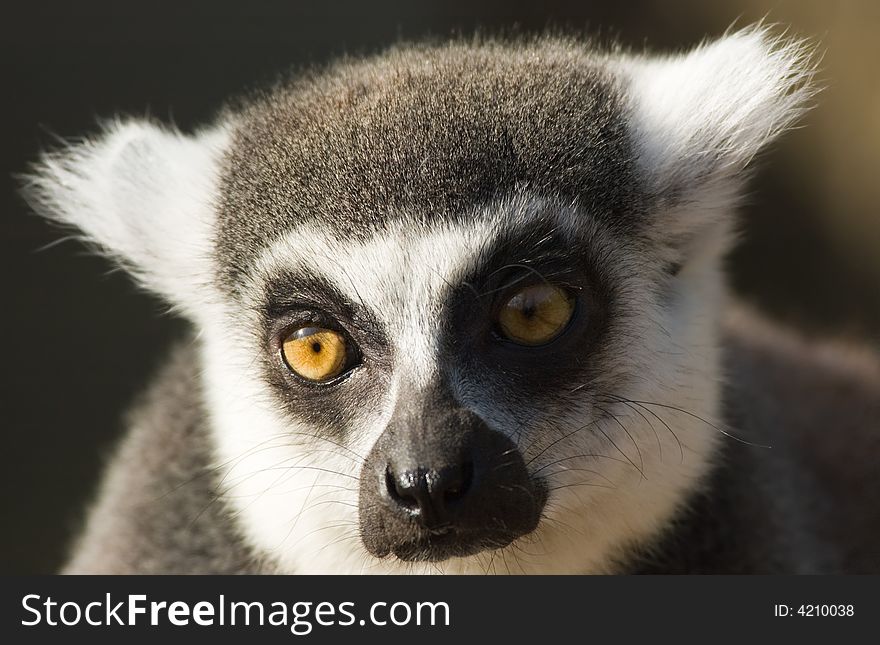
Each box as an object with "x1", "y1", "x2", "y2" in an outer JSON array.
[{"x1": 23, "y1": 26, "x2": 880, "y2": 574}]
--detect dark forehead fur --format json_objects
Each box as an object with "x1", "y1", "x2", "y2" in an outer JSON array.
[{"x1": 217, "y1": 36, "x2": 644, "y2": 286}]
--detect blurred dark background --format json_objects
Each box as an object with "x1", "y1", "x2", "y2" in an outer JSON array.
[{"x1": 3, "y1": 0, "x2": 879, "y2": 573}]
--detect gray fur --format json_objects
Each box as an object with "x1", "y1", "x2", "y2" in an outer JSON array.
[{"x1": 216, "y1": 37, "x2": 643, "y2": 292}]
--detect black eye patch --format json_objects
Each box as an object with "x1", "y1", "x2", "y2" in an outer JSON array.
[
  {"x1": 434, "y1": 219, "x2": 615, "y2": 397},
  {"x1": 255, "y1": 266, "x2": 392, "y2": 438}
]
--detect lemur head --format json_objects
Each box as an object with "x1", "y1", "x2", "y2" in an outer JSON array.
[{"x1": 25, "y1": 27, "x2": 815, "y2": 573}]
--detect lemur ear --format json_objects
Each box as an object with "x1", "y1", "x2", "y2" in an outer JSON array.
[
  {"x1": 619, "y1": 26, "x2": 817, "y2": 240},
  {"x1": 23, "y1": 119, "x2": 228, "y2": 316}
]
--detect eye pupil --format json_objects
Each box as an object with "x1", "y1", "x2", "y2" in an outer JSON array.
[{"x1": 312, "y1": 342, "x2": 322, "y2": 353}]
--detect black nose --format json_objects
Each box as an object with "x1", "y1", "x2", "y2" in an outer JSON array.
[
  {"x1": 359, "y1": 406, "x2": 546, "y2": 562},
  {"x1": 385, "y1": 461, "x2": 473, "y2": 530}
]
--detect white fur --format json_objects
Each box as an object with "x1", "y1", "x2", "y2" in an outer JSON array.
[
  {"x1": 617, "y1": 26, "x2": 817, "y2": 241},
  {"x1": 23, "y1": 119, "x2": 230, "y2": 317}
]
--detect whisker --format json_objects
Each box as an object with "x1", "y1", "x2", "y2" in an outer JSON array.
[
  {"x1": 547, "y1": 481, "x2": 616, "y2": 492},
  {"x1": 626, "y1": 398, "x2": 771, "y2": 448},
  {"x1": 531, "y1": 452, "x2": 630, "y2": 477},
  {"x1": 540, "y1": 466, "x2": 616, "y2": 488},
  {"x1": 600, "y1": 393, "x2": 685, "y2": 464},
  {"x1": 593, "y1": 423, "x2": 646, "y2": 479},
  {"x1": 525, "y1": 418, "x2": 600, "y2": 467},
  {"x1": 600, "y1": 395, "x2": 664, "y2": 461},
  {"x1": 594, "y1": 404, "x2": 644, "y2": 474}
]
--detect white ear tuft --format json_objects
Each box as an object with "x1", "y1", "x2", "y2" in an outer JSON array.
[
  {"x1": 22, "y1": 119, "x2": 230, "y2": 315},
  {"x1": 620, "y1": 25, "x2": 819, "y2": 206}
]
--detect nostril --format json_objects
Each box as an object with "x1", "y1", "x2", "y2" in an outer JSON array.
[
  {"x1": 384, "y1": 460, "x2": 475, "y2": 525},
  {"x1": 386, "y1": 466, "x2": 419, "y2": 509},
  {"x1": 443, "y1": 460, "x2": 473, "y2": 504}
]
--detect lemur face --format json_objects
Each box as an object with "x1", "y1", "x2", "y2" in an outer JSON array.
[
  {"x1": 26, "y1": 28, "x2": 814, "y2": 573},
  {"x1": 220, "y1": 197, "x2": 641, "y2": 566}
]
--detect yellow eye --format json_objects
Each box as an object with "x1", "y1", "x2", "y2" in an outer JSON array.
[
  {"x1": 497, "y1": 284, "x2": 575, "y2": 346},
  {"x1": 281, "y1": 327, "x2": 348, "y2": 382}
]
